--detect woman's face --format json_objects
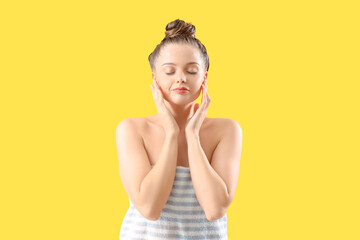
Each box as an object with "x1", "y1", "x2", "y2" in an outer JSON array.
[{"x1": 152, "y1": 43, "x2": 207, "y2": 105}]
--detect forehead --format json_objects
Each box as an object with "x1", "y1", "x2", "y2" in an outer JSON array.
[{"x1": 158, "y1": 44, "x2": 201, "y2": 65}]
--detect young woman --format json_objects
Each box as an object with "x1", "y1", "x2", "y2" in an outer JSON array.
[{"x1": 117, "y1": 19, "x2": 243, "y2": 240}]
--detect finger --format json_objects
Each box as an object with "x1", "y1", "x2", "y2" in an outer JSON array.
[
  {"x1": 153, "y1": 80, "x2": 159, "y2": 99},
  {"x1": 190, "y1": 103, "x2": 198, "y2": 119},
  {"x1": 152, "y1": 83, "x2": 164, "y2": 113},
  {"x1": 155, "y1": 84, "x2": 168, "y2": 112},
  {"x1": 206, "y1": 94, "x2": 211, "y2": 109},
  {"x1": 151, "y1": 85, "x2": 160, "y2": 111},
  {"x1": 199, "y1": 84, "x2": 209, "y2": 112},
  {"x1": 200, "y1": 83, "x2": 207, "y2": 110},
  {"x1": 188, "y1": 103, "x2": 195, "y2": 121},
  {"x1": 204, "y1": 82, "x2": 210, "y2": 102},
  {"x1": 156, "y1": 85, "x2": 165, "y2": 103},
  {"x1": 154, "y1": 80, "x2": 160, "y2": 92},
  {"x1": 151, "y1": 84, "x2": 156, "y2": 100},
  {"x1": 154, "y1": 81, "x2": 162, "y2": 100},
  {"x1": 192, "y1": 102, "x2": 201, "y2": 119},
  {"x1": 205, "y1": 86, "x2": 211, "y2": 109},
  {"x1": 153, "y1": 85, "x2": 159, "y2": 105},
  {"x1": 195, "y1": 103, "x2": 200, "y2": 113}
]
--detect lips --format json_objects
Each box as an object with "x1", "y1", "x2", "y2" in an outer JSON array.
[{"x1": 173, "y1": 87, "x2": 189, "y2": 91}]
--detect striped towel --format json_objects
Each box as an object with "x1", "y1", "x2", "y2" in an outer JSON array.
[{"x1": 119, "y1": 165, "x2": 228, "y2": 240}]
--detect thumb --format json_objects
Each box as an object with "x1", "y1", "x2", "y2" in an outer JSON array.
[
  {"x1": 194, "y1": 103, "x2": 200, "y2": 115},
  {"x1": 188, "y1": 103, "x2": 197, "y2": 121},
  {"x1": 195, "y1": 103, "x2": 200, "y2": 111},
  {"x1": 193, "y1": 103, "x2": 200, "y2": 114}
]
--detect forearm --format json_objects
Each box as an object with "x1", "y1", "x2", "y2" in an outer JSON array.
[
  {"x1": 139, "y1": 132, "x2": 178, "y2": 219},
  {"x1": 186, "y1": 132, "x2": 229, "y2": 220}
]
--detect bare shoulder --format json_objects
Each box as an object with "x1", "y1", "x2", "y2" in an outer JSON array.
[
  {"x1": 210, "y1": 118, "x2": 242, "y2": 133},
  {"x1": 116, "y1": 117, "x2": 147, "y2": 132}
]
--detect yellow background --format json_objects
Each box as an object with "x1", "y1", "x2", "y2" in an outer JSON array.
[{"x1": 1, "y1": 0, "x2": 359, "y2": 239}]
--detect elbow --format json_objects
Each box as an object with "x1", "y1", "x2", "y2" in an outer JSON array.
[
  {"x1": 206, "y1": 210, "x2": 227, "y2": 221},
  {"x1": 206, "y1": 215, "x2": 217, "y2": 222},
  {"x1": 142, "y1": 205, "x2": 162, "y2": 221},
  {"x1": 144, "y1": 214, "x2": 161, "y2": 221},
  {"x1": 134, "y1": 191, "x2": 162, "y2": 221},
  {"x1": 144, "y1": 212, "x2": 161, "y2": 221},
  {"x1": 205, "y1": 200, "x2": 231, "y2": 221},
  {"x1": 132, "y1": 201, "x2": 161, "y2": 221}
]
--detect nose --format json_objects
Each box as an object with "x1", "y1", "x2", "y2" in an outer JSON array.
[{"x1": 175, "y1": 71, "x2": 186, "y2": 83}]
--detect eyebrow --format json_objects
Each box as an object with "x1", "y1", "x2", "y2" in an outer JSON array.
[{"x1": 161, "y1": 62, "x2": 199, "y2": 66}]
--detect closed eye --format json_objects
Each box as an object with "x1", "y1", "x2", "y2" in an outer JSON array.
[{"x1": 166, "y1": 72, "x2": 197, "y2": 75}]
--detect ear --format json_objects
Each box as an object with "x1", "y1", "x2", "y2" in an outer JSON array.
[
  {"x1": 203, "y1": 71, "x2": 208, "y2": 84},
  {"x1": 152, "y1": 72, "x2": 155, "y2": 81}
]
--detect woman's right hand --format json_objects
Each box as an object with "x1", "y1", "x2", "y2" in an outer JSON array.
[{"x1": 150, "y1": 79, "x2": 180, "y2": 135}]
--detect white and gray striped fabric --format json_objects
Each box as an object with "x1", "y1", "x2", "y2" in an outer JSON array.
[{"x1": 119, "y1": 165, "x2": 228, "y2": 239}]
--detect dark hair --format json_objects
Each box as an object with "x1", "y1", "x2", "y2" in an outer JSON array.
[{"x1": 148, "y1": 19, "x2": 209, "y2": 73}]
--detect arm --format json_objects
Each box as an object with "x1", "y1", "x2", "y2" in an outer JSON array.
[
  {"x1": 186, "y1": 119, "x2": 243, "y2": 221},
  {"x1": 139, "y1": 132, "x2": 179, "y2": 220},
  {"x1": 116, "y1": 119, "x2": 179, "y2": 221}
]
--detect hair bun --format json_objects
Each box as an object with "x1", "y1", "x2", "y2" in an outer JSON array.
[{"x1": 164, "y1": 19, "x2": 195, "y2": 39}]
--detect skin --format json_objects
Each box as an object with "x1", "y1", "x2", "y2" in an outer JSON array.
[
  {"x1": 151, "y1": 43, "x2": 209, "y2": 133},
  {"x1": 116, "y1": 43, "x2": 242, "y2": 222}
]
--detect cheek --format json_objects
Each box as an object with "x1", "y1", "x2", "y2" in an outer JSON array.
[{"x1": 160, "y1": 84, "x2": 172, "y2": 95}]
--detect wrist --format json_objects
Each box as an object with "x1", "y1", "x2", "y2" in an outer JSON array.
[
  {"x1": 185, "y1": 130, "x2": 199, "y2": 138},
  {"x1": 166, "y1": 130, "x2": 179, "y2": 138}
]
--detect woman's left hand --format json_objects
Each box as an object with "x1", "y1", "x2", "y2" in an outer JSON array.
[{"x1": 185, "y1": 80, "x2": 211, "y2": 136}]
